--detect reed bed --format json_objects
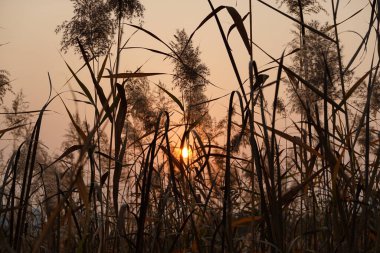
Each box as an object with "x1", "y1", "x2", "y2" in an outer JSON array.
[{"x1": 1, "y1": 0, "x2": 379, "y2": 252}]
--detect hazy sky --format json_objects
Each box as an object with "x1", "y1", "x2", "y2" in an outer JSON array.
[{"x1": 0, "y1": 0, "x2": 373, "y2": 154}]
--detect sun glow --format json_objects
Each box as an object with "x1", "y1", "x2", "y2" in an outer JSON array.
[{"x1": 181, "y1": 147, "x2": 190, "y2": 159}]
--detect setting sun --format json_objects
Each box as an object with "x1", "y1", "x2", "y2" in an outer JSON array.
[{"x1": 181, "y1": 147, "x2": 190, "y2": 159}]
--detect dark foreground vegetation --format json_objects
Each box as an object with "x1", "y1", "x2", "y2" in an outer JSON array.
[{"x1": 1, "y1": 0, "x2": 380, "y2": 252}]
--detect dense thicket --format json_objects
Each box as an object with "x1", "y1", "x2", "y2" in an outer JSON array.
[{"x1": 1, "y1": 0, "x2": 379, "y2": 253}]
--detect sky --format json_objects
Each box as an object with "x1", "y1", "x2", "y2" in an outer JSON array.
[{"x1": 0, "y1": 0, "x2": 374, "y2": 154}]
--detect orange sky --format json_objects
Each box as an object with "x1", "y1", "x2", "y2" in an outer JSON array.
[{"x1": 0, "y1": 0, "x2": 373, "y2": 154}]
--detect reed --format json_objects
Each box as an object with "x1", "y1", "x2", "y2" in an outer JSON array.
[{"x1": 0, "y1": 0, "x2": 379, "y2": 252}]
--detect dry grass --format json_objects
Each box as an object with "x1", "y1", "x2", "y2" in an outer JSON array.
[{"x1": 1, "y1": 1, "x2": 379, "y2": 252}]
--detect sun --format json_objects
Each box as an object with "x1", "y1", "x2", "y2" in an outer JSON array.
[{"x1": 181, "y1": 147, "x2": 190, "y2": 159}]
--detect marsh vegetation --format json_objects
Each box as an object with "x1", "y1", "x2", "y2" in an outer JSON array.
[{"x1": 1, "y1": 0, "x2": 380, "y2": 252}]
